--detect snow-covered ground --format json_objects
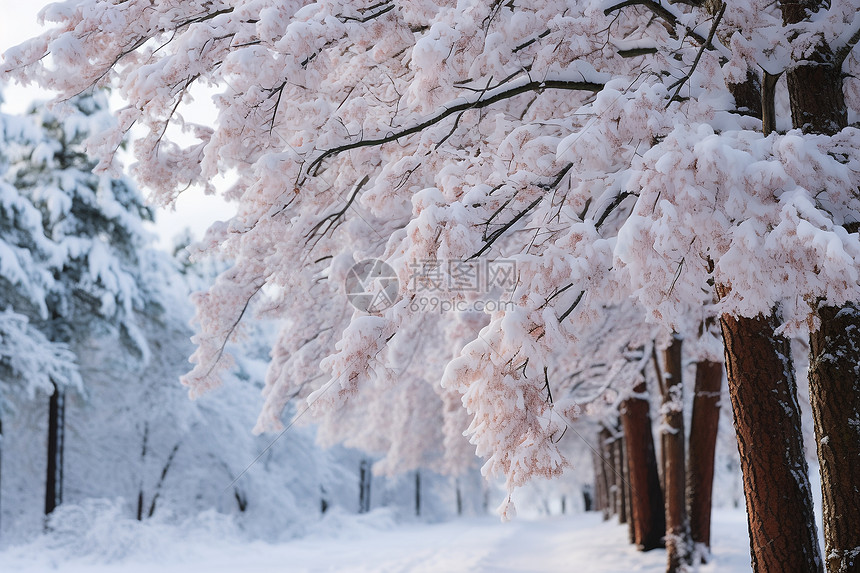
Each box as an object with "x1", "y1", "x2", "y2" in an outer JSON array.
[{"x1": 1, "y1": 509, "x2": 753, "y2": 572}]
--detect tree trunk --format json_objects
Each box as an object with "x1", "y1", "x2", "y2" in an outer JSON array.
[
  {"x1": 620, "y1": 380, "x2": 665, "y2": 551},
  {"x1": 359, "y1": 459, "x2": 371, "y2": 514},
  {"x1": 614, "y1": 429, "x2": 628, "y2": 525},
  {"x1": 687, "y1": 360, "x2": 722, "y2": 558},
  {"x1": 137, "y1": 422, "x2": 149, "y2": 521},
  {"x1": 624, "y1": 440, "x2": 635, "y2": 544},
  {"x1": 45, "y1": 383, "x2": 65, "y2": 519},
  {"x1": 780, "y1": 5, "x2": 860, "y2": 569},
  {"x1": 781, "y1": 0, "x2": 846, "y2": 136},
  {"x1": 415, "y1": 470, "x2": 421, "y2": 517},
  {"x1": 809, "y1": 305, "x2": 860, "y2": 573},
  {"x1": 583, "y1": 483, "x2": 594, "y2": 512},
  {"x1": 657, "y1": 336, "x2": 691, "y2": 572},
  {"x1": 592, "y1": 450, "x2": 606, "y2": 515},
  {"x1": 719, "y1": 306, "x2": 823, "y2": 572},
  {"x1": 147, "y1": 442, "x2": 180, "y2": 519},
  {"x1": 599, "y1": 427, "x2": 616, "y2": 520}
]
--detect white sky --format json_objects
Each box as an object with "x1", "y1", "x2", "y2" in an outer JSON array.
[{"x1": 1, "y1": 1, "x2": 235, "y2": 250}]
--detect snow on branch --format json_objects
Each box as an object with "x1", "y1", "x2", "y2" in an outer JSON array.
[{"x1": 306, "y1": 72, "x2": 607, "y2": 178}]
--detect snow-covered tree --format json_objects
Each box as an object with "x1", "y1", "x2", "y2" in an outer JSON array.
[
  {"x1": 0, "y1": 89, "x2": 161, "y2": 518},
  {"x1": 0, "y1": 95, "x2": 82, "y2": 400},
  {"x1": 0, "y1": 94, "x2": 82, "y2": 535},
  {"x1": 6, "y1": 1, "x2": 860, "y2": 570}
]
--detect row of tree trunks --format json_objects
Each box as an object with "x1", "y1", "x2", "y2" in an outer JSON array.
[
  {"x1": 593, "y1": 423, "x2": 634, "y2": 527},
  {"x1": 596, "y1": 353, "x2": 723, "y2": 573},
  {"x1": 780, "y1": 3, "x2": 860, "y2": 571}
]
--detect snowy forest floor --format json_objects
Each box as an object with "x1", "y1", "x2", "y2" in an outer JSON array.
[{"x1": 2, "y1": 509, "x2": 754, "y2": 572}]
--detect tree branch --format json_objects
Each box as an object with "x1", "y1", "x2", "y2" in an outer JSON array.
[
  {"x1": 835, "y1": 20, "x2": 860, "y2": 66},
  {"x1": 305, "y1": 175, "x2": 370, "y2": 248},
  {"x1": 666, "y1": 3, "x2": 725, "y2": 107},
  {"x1": 305, "y1": 77, "x2": 604, "y2": 177},
  {"x1": 469, "y1": 163, "x2": 573, "y2": 260},
  {"x1": 604, "y1": 0, "x2": 708, "y2": 46}
]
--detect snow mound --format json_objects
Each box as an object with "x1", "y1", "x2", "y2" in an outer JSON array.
[{"x1": 2, "y1": 499, "x2": 244, "y2": 568}]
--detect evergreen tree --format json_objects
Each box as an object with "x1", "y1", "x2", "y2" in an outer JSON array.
[{"x1": 1, "y1": 90, "x2": 158, "y2": 519}]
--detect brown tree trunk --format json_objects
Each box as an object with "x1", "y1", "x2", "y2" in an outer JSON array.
[
  {"x1": 780, "y1": 5, "x2": 860, "y2": 570},
  {"x1": 593, "y1": 449, "x2": 607, "y2": 516},
  {"x1": 613, "y1": 429, "x2": 628, "y2": 525},
  {"x1": 781, "y1": 0, "x2": 846, "y2": 136},
  {"x1": 687, "y1": 360, "x2": 723, "y2": 558},
  {"x1": 718, "y1": 36, "x2": 824, "y2": 573},
  {"x1": 599, "y1": 427, "x2": 616, "y2": 520},
  {"x1": 623, "y1": 435, "x2": 635, "y2": 543},
  {"x1": 620, "y1": 380, "x2": 665, "y2": 551},
  {"x1": 719, "y1": 304, "x2": 823, "y2": 572},
  {"x1": 809, "y1": 305, "x2": 860, "y2": 573},
  {"x1": 657, "y1": 336, "x2": 691, "y2": 572}
]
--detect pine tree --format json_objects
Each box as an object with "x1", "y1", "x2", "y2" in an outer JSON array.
[{"x1": 2, "y1": 91, "x2": 157, "y2": 519}]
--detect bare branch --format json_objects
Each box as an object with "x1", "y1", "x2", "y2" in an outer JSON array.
[
  {"x1": 305, "y1": 175, "x2": 371, "y2": 248},
  {"x1": 666, "y1": 3, "x2": 725, "y2": 106},
  {"x1": 617, "y1": 46, "x2": 659, "y2": 58},
  {"x1": 835, "y1": 20, "x2": 860, "y2": 66},
  {"x1": 469, "y1": 163, "x2": 574, "y2": 260},
  {"x1": 558, "y1": 290, "x2": 585, "y2": 322},
  {"x1": 306, "y1": 78, "x2": 604, "y2": 177},
  {"x1": 604, "y1": 0, "x2": 708, "y2": 46}
]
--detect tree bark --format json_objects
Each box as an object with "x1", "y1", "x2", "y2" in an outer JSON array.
[
  {"x1": 620, "y1": 380, "x2": 665, "y2": 551},
  {"x1": 687, "y1": 360, "x2": 722, "y2": 557},
  {"x1": 809, "y1": 305, "x2": 860, "y2": 573},
  {"x1": 779, "y1": 4, "x2": 860, "y2": 570},
  {"x1": 592, "y1": 449, "x2": 606, "y2": 515},
  {"x1": 613, "y1": 429, "x2": 628, "y2": 525},
  {"x1": 624, "y1": 438, "x2": 635, "y2": 544},
  {"x1": 599, "y1": 427, "x2": 616, "y2": 520},
  {"x1": 781, "y1": 0, "x2": 847, "y2": 136},
  {"x1": 45, "y1": 383, "x2": 65, "y2": 519},
  {"x1": 658, "y1": 336, "x2": 691, "y2": 572},
  {"x1": 719, "y1": 306, "x2": 823, "y2": 573}
]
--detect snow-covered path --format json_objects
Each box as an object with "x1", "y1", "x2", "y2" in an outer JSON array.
[{"x1": 2, "y1": 510, "x2": 754, "y2": 572}]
